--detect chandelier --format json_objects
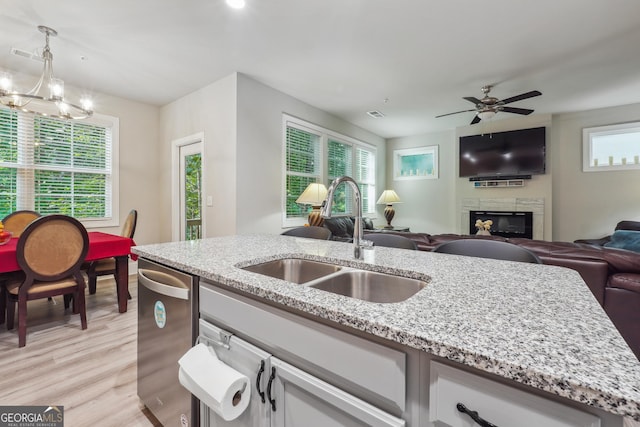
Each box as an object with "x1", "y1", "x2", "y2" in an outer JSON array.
[{"x1": 0, "y1": 26, "x2": 93, "y2": 120}]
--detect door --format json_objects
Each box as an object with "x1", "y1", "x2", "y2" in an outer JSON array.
[
  {"x1": 269, "y1": 358, "x2": 405, "y2": 427},
  {"x1": 179, "y1": 142, "x2": 202, "y2": 241}
]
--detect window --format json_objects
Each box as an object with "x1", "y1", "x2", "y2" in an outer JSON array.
[
  {"x1": 283, "y1": 115, "x2": 376, "y2": 226},
  {"x1": 0, "y1": 107, "x2": 119, "y2": 227},
  {"x1": 583, "y1": 122, "x2": 640, "y2": 172}
]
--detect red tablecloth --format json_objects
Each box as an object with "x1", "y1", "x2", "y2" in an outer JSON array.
[{"x1": 0, "y1": 231, "x2": 135, "y2": 273}]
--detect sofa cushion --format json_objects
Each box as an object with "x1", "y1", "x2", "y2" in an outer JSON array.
[
  {"x1": 608, "y1": 273, "x2": 640, "y2": 294},
  {"x1": 604, "y1": 230, "x2": 640, "y2": 253},
  {"x1": 323, "y1": 217, "x2": 374, "y2": 239}
]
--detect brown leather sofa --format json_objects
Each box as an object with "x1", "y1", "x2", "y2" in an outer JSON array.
[{"x1": 383, "y1": 231, "x2": 640, "y2": 360}]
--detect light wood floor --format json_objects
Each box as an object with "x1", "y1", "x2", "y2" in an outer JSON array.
[{"x1": 0, "y1": 276, "x2": 161, "y2": 427}]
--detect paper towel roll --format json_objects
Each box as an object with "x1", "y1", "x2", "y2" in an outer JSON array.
[{"x1": 178, "y1": 343, "x2": 251, "y2": 421}]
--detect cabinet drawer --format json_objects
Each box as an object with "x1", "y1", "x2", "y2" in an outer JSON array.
[
  {"x1": 429, "y1": 361, "x2": 600, "y2": 427},
  {"x1": 199, "y1": 281, "x2": 406, "y2": 412}
]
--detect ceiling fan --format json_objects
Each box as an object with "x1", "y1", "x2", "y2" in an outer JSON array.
[{"x1": 436, "y1": 85, "x2": 542, "y2": 125}]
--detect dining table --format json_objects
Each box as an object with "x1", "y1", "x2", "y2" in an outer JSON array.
[{"x1": 0, "y1": 231, "x2": 136, "y2": 313}]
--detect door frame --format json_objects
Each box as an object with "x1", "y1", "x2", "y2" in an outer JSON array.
[{"x1": 171, "y1": 132, "x2": 205, "y2": 241}]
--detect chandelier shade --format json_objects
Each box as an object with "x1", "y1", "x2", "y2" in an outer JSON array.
[{"x1": 0, "y1": 26, "x2": 93, "y2": 120}]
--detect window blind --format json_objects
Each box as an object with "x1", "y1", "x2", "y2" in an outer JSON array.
[
  {"x1": 0, "y1": 108, "x2": 113, "y2": 220},
  {"x1": 283, "y1": 115, "x2": 377, "y2": 225},
  {"x1": 285, "y1": 125, "x2": 321, "y2": 218},
  {"x1": 355, "y1": 147, "x2": 376, "y2": 214},
  {"x1": 328, "y1": 139, "x2": 353, "y2": 215}
]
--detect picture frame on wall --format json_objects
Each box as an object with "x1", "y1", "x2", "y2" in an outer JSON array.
[{"x1": 393, "y1": 146, "x2": 439, "y2": 180}]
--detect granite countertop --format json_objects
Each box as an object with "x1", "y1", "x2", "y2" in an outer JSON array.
[{"x1": 132, "y1": 234, "x2": 640, "y2": 421}]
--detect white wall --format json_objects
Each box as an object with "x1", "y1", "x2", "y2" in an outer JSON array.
[
  {"x1": 159, "y1": 73, "x2": 238, "y2": 241},
  {"x1": 386, "y1": 104, "x2": 640, "y2": 243},
  {"x1": 159, "y1": 72, "x2": 386, "y2": 238},
  {"x1": 551, "y1": 102, "x2": 640, "y2": 241},
  {"x1": 235, "y1": 73, "x2": 386, "y2": 234},
  {"x1": 385, "y1": 130, "x2": 456, "y2": 234}
]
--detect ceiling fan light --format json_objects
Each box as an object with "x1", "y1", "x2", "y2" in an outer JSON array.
[{"x1": 477, "y1": 110, "x2": 496, "y2": 120}]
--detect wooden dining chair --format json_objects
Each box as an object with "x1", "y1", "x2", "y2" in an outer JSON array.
[
  {"x1": 4, "y1": 214, "x2": 89, "y2": 347},
  {"x1": 1, "y1": 210, "x2": 41, "y2": 238},
  {"x1": 85, "y1": 209, "x2": 137, "y2": 295}
]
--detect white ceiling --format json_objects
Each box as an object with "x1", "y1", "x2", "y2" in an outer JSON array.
[{"x1": 2, "y1": 0, "x2": 640, "y2": 138}]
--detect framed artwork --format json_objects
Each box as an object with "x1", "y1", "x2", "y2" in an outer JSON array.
[{"x1": 393, "y1": 146, "x2": 439, "y2": 180}]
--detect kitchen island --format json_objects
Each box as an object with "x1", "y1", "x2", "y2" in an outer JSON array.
[{"x1": 133, "y1": 234, "x2": 640, "y2": 426}]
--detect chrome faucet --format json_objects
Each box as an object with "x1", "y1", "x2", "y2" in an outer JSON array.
[{"x1": 321, "y1": 176, "x2": 364, "y2": 259}]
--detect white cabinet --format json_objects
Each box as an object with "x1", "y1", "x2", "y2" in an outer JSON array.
[
  {"x1": 198, "y1": 315, "x2": 405, "y2": 427},
  {"x1": 269, "y1": 358, "x2": 404, "y2": 427},
  {"x1": 199, "y1": 280, "x2": 406, "y2": 412},
  {"x1": 429, "y1": 361, "x2": 601, "y2": 427},
  {"x1": 198, "y1": 319, "x2": 271, "y2": 427}
]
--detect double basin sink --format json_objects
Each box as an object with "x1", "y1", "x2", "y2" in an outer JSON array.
[{"x1": 241, "y1": 258, "x2": 427, "y2": 303}]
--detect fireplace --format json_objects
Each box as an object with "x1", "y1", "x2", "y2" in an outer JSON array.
[{"x1": 470, "y1": 210, "x2": 533, "y2": 239}]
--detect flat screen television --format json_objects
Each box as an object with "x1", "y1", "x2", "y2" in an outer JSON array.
[{"x1": 459, "y1": 126, "x2": 546, "y2": 178}]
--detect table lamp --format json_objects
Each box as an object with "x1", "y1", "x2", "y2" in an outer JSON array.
[
  {"x1": 376, "y1": 190, "x2": 402, "y2": 229},
  {"x1": 296, "y1": 183, "x2": 328, "y2": 226}
]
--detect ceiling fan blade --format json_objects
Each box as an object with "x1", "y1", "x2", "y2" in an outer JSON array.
[
  {"x1": 463, "y1": 96, "x2": 483, "y2": 105},
  {"x1": 470, "y1": 115, "x2": 481, "y2": 125},
  {"x1": 500, "y1": 90, "x2": 542, "y2": 105},
  {"x1": 501, "y1": 106, "x2": 534, "y2": 115},
  {"x1": 435, "y1": 109, "x2": 476, "y2": 118}
]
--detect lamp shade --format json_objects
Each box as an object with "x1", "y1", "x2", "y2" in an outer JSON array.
[
  {"x1": 376, "y1": 190, "x2": 402, "y2": 205},
  {"x1": 296, "y1": 183, "x2": 328, "y2": 206}
]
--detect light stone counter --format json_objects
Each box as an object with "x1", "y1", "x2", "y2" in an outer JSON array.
[{"x1": 132, "y1": 234, "x2": 640, "y2": 421}]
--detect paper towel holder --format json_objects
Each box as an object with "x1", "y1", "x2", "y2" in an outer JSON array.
[
  {"x1": 197, "y1": 332, "x2": 232, "y2": 350},
  {"x1": 232, "y1": 381, "x2": 247, "y2": 407}
]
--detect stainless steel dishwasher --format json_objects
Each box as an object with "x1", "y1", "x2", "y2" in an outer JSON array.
[{"x1": 137, "y1": 258, "x2": 199, "y2": 427}]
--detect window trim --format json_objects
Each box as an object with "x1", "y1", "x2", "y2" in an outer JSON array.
[
  {"x1": 282, "y1": 114, "x2": 377, "y2": 228},
  {"x1": 583, "y1": 121, "x2": 640, "y2": 172},
  {"x1": 0, "y1": 108, "x2": 119, "y2": 228}
]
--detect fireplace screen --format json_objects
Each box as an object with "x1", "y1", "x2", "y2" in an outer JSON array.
[{"x1": 469, "y1": 211, "x2": 533, "y2": 239}]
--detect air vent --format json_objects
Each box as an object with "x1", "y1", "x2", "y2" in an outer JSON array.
[
  {"x1": 10, "y1": 47, "x2": 43, "y2": 62},
  {"x1": 366, "y1": 110, "x2": 385, "y2": 118}
]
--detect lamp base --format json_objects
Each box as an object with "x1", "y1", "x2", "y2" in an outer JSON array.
[
  {"x1": 308, "y1": 206, "x2": 324, "y2": 227},
  {"x1": 384, "y1": 205, "x2": 395, "y2": 228}
]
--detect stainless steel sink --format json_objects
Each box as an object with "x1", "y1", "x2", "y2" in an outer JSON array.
[
  {"x1": 241, "y1": 258, "x2": 343, "y2": 284},
  {"x1": 308, "y1": 270, "x2": 427, "y2": 303}
]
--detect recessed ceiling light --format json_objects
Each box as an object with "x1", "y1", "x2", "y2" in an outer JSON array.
[{"x1": 226, "y1": 0, "x2": 246, "y2": 9}]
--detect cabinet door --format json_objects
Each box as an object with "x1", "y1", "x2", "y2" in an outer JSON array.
[
  {"x1": 269, "y1": 358, "x2": 405, "y2": 427},
  {"x1": 199, "y1": 320, "x2": 271, "y2": 427}
]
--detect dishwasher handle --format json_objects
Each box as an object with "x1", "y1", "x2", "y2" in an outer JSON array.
[{"x1": 139, "y1": 269, "x2": 190, "y2": 300}]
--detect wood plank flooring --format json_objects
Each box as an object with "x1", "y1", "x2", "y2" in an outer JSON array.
[{"x1": 0, "y1": 276, "x2": 161, "y2": 427}]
